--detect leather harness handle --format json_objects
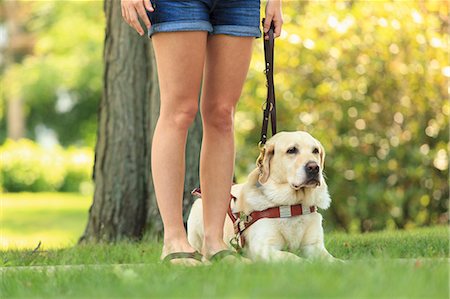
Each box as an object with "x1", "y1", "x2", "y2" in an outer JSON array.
[{"x1": 260, "y1": 19, "x2": 276, "y2": 146}]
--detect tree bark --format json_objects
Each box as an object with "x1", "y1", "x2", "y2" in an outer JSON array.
[{"x1": 81, "y1": 0, "x2": 202, "y2": 242}]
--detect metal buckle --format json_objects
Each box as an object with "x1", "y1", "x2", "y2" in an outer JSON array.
[
  {"x1": 229, "y1": 234, "x2": 243, "y2": 252},
  {"x1": 233, "y1": 213, "x2": 252, "y2": 233},
  {"x1": 230, "y1": 235, "x2": 240, "y2": 250},
  {"x1": 233, "y1": 219, "x2": 241, "y2": 232},
  {"x1": 258, "y1": 141, "x2": 264, "y2": 150},
  {"x1": 240, "y1": 213, "x2": 252, "y2": 224}
]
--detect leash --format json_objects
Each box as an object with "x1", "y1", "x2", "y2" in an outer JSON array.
[
  {"x1": 259, "y1": 19, "x2": 277, "y2": 147},
  {"x1": 256, "y1": 19, "x2": 277, "y2": 171},
  {"x1": 229, "y1": 22, "x2": 282, "y2": 251}
]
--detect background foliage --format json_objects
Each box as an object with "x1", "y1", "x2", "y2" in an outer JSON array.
[
  {"x1": 0, "y1": 139, "x2": 93, "y2": 193},
  {"x1": 1, "y1": 1, "x2": 448, "y2": 232},
  {"x1": 0, "y1": 1, "x2": 103, "y2": 146},
  {"x1": 236, "y1": 1, "x2": 449, "y2": 232}
]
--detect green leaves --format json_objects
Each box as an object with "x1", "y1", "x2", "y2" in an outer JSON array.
[
  {"x1": 1, "y1": 1, "x2": 104, "y2": 146},
  {"x1": 238, "y1": 1, "x2": 449, "y2": 231}
]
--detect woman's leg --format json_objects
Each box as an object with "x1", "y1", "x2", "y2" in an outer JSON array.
[
  {"x1": 151, "y1": 31, "x2": 207, "y2": 258},
  {"x1": 200, "y1": 35, "x2": 254, "y2": 257}
]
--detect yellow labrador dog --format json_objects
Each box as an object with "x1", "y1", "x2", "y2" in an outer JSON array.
[{"x1": 187, "y1": 131, "x2": 335, "y2": 262}]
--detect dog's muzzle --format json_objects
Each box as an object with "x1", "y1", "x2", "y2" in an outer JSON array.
[{"x1": 291, "y1": 161, "x2": 321, "y2": 190}]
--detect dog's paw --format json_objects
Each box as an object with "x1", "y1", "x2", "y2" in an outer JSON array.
[{"x1": 327, "y1": 256, "x2": 346, "y2": 264}]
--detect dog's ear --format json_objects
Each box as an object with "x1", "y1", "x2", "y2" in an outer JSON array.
[
  {"x1": 257, "y1": 143, "x2": 275, "y2": 184},
  {"x1": 319, "y1": 142, "x2": 326, "y2": 170}
]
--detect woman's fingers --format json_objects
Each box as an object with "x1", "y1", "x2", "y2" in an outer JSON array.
[
  {"x1": 144, "y1": 0, "x2": 154, "y2": 12},
  {"x1": 272, "y1": 16, "x2": 283, "y2": 37},
  {"x1": 128, "y1": 8, "x2": 145, "y2": 35},
  {"x1": 264, "y1": 0, "x2": 283, "y2": 39},
  {"x1": 135, "y1": 2, "x2": 151, "y2": 29},
  {"x1": 121, "y1": 0, "x2": 153, "y2": 36},
  {"x1": 263, "y1": 14, "x2": 273, "y2": 32}
]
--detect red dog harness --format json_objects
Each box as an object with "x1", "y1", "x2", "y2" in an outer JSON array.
[{"x1": 191, "y1": 188, "x2": 317, "y2": 250}]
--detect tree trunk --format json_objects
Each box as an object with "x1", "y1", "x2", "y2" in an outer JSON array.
[
  {"x1": 5, "y1": 0, "x2": 26, "y2": 140},
  {"x1": 81, "y1": 0, "x2": 202, "y2": 242},
  {"x1": 7, "y1": 98, "x2": 25, "y2": 140},
  {"x1": 80, "y1": 0, "x2": 152, "y2": 242}
]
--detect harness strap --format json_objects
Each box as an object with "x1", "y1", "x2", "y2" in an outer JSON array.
[
  {"x1": 229, "y1": 200, "x2": 317, "y2": 248},
  {"x1": 191, "y1": 188, "x2": 317, "y2": 250},
  {"x1": 260, "y1": 19, "x2": 277, "y2": 146}
]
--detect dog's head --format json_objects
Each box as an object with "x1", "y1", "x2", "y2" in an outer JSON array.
[{"x1": 257, "y1": 131, "x2": 326, "y2": 191}]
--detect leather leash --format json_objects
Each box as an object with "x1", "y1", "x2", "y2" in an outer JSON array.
[{"x1": 259, "y1": 19, "x2": 277, "y2": 147}]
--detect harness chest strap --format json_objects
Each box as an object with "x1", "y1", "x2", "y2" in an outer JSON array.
[{"x1": 227, "y1": 198, "x2": 317, "y2": 248}]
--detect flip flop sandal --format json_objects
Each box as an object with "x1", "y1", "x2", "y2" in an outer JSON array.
[
  {"x1": 162, "y1": 251, "x2": 203, "y2": 265},
  {"x1": 208, "y1": 249, "x2": 241, "y2": 262}
]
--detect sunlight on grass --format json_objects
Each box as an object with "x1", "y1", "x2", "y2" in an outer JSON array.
[{"x1": 1, "y1": 192, "x2": 91, "y2": 249}]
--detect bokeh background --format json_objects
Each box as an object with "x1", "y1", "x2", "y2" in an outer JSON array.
[{"x1": 1, "y1": 0, "x2": 448, "y2": 248}]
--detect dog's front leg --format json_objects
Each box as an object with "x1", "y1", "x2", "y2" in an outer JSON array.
[
  {"x1": 301, "y1": 215, "x2": 339, "y2": 262},
  {"x1": 301, "y1": 243, "x2": 336, "y2": 261},
  {"x1": 248, "y1": 243, "x2": 302, "y2": 262},
  {"x1": 245, "y1": 224, "x2": 302, "y2": 262}
]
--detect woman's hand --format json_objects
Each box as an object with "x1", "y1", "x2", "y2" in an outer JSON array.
[
  {"x1": 263, "y1": 0, "x2": 283, "y2": 39},
  {"x1": 121, "y1": 0, "x2": 154, "y2": 36}
]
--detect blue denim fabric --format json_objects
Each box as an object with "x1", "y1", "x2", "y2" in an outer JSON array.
[{"x1": 146, "y1": 0, "x2": 261, "y2": 38}]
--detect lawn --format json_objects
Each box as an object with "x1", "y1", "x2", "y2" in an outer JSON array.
[
  {"x1": 0, "y1": 192, "x2": 449, "y2": 298},
  {"x1": 1, "y1": 192, "x2": 91, "y2": 249}
]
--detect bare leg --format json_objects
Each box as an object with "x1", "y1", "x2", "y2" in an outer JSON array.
[
  {"x1": 151, "y1": 32, "x2": 207, "y2": 261},
  {"x1": 200, "y1": 35, "x2": 254, "y2": 257}
]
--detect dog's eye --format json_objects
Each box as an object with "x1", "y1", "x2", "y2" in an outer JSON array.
[
  {"x1": 313, "y1": 148, "x2": 319, "y2": 154},
  {"x1": 286, "y1": 147, "x2": 298, "y2": 154}
]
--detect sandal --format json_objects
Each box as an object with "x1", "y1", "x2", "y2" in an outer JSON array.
[
  {"x1": 162, "y1": 251, "x2": 203, "y2": 265},
  {"x1": 208, "y1": 249, "x2": 241, "y2": 263}
]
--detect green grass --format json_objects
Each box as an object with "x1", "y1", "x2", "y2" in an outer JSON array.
[
  {"x1": 1, "y1": 229, "x2": 448, "y2": 299},
  {"x1": 1, "y1": 226, "x2": 448, "y2": 267},
  {"x1": 0, "y1": 192, "x2": 449, "y2": 298},
  {"x1": 1, "y1": 192, "x2": 91, "y2": 249},
  {"x1": 1, "y1": 258, "x2": 447, "y2": 299},
  {"x1": 0, "y1": 227, "x2": 449, "y2": 298}
]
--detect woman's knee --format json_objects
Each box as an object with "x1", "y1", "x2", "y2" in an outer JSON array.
[
  {"x1": 159, "y1": 101, "x2": 198, "y2": 131},
  {"x1": 201, "y1": 104, "x2": 235, "y2": 132}
]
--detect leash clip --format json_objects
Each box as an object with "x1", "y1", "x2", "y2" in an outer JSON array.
[
  {"x1": 229, "y1": 234, "x2": 242, "y2": 252},
  {"x1": 240, "y1": 213, "x2": 252, "y2": 225}
]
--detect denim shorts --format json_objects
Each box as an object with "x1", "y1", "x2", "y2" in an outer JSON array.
[{"x1": 146, "y1": 0, "x2": 261, "y2": 38}]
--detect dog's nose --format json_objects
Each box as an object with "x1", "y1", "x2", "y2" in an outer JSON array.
[{"x1": 305, "y1": 161, "x2": 319, "y2": 176}]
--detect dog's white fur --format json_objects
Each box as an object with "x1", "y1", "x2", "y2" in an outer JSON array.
[{"x1": 187, "y1": 131, "x2": 335, "y2": 262}]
